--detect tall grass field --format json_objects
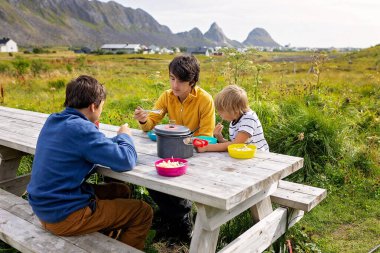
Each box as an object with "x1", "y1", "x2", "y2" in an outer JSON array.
[{"x1": 0, "y1": 47, "x2": 379, "y2": 253}]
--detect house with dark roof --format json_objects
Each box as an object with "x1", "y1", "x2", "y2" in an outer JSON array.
[
  {"x1": 0, "y1": 38, "x2": 18, "y2": 52},
  {"x1": 100, "y1": 44, "x2": 142, "y2": 54},
  {"x1": 187, "y1": 47, "x2": 213, "y2": 56}
]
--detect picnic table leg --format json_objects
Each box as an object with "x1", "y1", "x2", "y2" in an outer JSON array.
[
  {"x1": 190, "y1": 184, "x2": 278, "y2": 253},
  {"x1": 0, "y1": 146, "x2": 29, "y2": 196},
  {"x1": 249, "y1": 182, "x2": 277, "y2": 222},
  {"x1": 250, "y1": 196, "x2": 273, "y2": 222},
  {"x1": 190, "y1": 204, "x2": 221, "y2": 253}
]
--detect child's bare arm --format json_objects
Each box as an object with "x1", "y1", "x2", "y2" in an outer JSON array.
[
  {"x1": 232, "y1": 131, "x2": 251, "y2": 144},
  {"x1": 196, "y1": 142, "x2": 230, "y2": 152}
]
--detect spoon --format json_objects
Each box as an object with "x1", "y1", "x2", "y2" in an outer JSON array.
[{"x1": 144, "y1": 109, "x2": 163, "y2": 114}]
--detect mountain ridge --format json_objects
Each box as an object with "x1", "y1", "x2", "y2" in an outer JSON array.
[{"x1": 0, "y1": 0, "x2": 281, "y2": 48}]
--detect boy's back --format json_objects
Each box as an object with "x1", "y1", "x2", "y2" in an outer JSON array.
[{"x1": 28, "y1": 107, "x2": 137, "y2": 223}]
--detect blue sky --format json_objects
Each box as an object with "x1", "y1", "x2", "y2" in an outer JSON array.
[{"x1": 99, "y1": 0, "x2": 380, "y2": 48}]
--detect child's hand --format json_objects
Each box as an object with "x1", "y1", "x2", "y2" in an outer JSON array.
[
  {"x1": 134, "y1": 106, "x2": 148, "y2": 124},
  {"x1": 118, "y1": 123, "x2": 132, "y2": 136},
  {"x1": 195, "y1": 146, "x2": 207, "y2": 153},
  {"x1": 213, "y1": 123, "x2": 224, "y2": 138}
]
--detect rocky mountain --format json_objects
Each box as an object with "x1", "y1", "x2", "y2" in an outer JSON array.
[
  {"x1": 0, "y1": 0, "x2": 281, "y2": 48},
  {"x1": 204, "y1": 22, "x2": 243, "y2": 48},
  {"x1": 176, "y1": 28, "x2": 215, "y2": 47},
  {"x1": 243, "y1": 28, "x2": 281, "y2": 47}
]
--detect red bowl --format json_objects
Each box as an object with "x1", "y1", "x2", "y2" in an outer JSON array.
[{"x1": 155, "y1": 158, "x2": 188, "y2": 177}]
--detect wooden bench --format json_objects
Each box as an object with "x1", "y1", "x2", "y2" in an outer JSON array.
[
  {"x1": 0, "y1": 188, "x2": 143, "y2": 253},
  {"x1": 218, "y1": 181, "x2": 326, "y2": 253},
  {"x1": 271, "y1": 180, "x2": 327, "y2": 212}
]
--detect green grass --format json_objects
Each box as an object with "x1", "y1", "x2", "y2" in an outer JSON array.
[{"x1": 1, "y1": 47, "x2": 379, "y2": 252}]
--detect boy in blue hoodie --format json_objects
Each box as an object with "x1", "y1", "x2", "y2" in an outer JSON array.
[{"x1": 27, "y1": 75, "x2": 152, "y2": 250}]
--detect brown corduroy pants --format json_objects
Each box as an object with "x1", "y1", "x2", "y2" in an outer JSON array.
[{"x1": 40, "y1": 183, "x2": 153, "y2": 250}]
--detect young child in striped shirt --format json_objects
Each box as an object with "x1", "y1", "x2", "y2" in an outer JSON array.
[{"x1": 196, "y1": 84, "x2": 269, "y2": 153}]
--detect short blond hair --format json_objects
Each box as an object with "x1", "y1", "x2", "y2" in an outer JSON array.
[{"x1": 214, "y1": 85, "x2": 249, "y2": 115}]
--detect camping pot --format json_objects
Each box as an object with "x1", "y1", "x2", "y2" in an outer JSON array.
[{"x1": 154, "y1": 124, "x2": 194, "y2": 159}]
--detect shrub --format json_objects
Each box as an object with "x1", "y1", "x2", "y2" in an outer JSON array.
[
  {"x1": 48, "y1": 79, "x2": 66, "y2": 90},
  {"x1": 352, "y1": 148, "x2": 377, "y2": 177},
  {"x1": 267, "y1": 99, "x2": 342, "y2": 182},
  {"x1": 66, "y1": 63, "x2": 73, "y2": 73},
  {"x1": 11, "y1": 57, "x2": 30, "y2": 78},
  {"x1": 0, "y1": 63, "x2": 11, "y2": 74},
  {"x1": 30, "y1": 59, "x2": 49, "y2": 77},
  {"x1": 75, "y1": 56, "x2": 87, "y2": 69}
]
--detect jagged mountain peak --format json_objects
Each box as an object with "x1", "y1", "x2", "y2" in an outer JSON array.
[
  {"x1": 204, "y1": 22, "x2": 229, "y2": 46},
  {"x1": 209, "y1": 22, "x2": 221, "y2": 29},
  {"x1": 243, "y1": 27, "x2": 281, "y2": 47},
  {"x1": 204, "y1": 22, "x2": 244, "y2": 47}
]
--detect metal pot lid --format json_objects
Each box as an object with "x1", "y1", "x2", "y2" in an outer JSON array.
[{"x1": 154, "y1": 124, "x2": 191, "y2": 136}]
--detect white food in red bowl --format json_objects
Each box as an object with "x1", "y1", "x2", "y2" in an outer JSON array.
[{"x1": 155, "y1": 158, "x2": 188, "y2": 177}]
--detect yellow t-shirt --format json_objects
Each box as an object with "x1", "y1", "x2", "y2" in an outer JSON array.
[{"x1": 140, "y1": 86, "x2": 215, "y2": 136}]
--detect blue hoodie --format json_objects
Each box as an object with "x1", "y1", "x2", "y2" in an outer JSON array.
[{"x1": 27, "y1": 107, "x2": 137, "y2": 223}]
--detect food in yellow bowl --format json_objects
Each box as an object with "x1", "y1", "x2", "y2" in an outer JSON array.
[{"x1": 228, "y1": 144, "x2": 257, "y2": 159}]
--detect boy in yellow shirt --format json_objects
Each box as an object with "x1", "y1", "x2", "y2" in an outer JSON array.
[{"x1": 134, "y1": 55, "x2": 215, "y2": 243}]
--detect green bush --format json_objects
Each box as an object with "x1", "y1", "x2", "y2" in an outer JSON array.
[
  {"x1": 48, "y1": 79, "x2": 66, "y2": 90},
  {"x1": 11, "y1": 57, "x2": 30, "y2": 78},
  {"x1": 0, "y1": 63, "x2": 11, "y2": 74},
  {"x1": 66, "y1": 64, "x2": 73, "y2": 73},
  {"x1": 266, "y1": 99, "x2": 342, "y2": 182},
  {"x1": 30, "y1": 59, "x2": 49, "y2": 77}
]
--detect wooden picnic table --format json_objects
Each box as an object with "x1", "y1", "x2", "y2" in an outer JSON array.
[{"x1": 0, "y1": 106, "x2": 325, "y2": 253}]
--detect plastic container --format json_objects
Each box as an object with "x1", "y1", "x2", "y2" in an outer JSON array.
[
  {"x1": 228, "y1": 144, "x2": 257, "y2": 159},
  {"x1": 155, "y1": 158, "x2": 188, "y2": 177},
  {"x1": 197, "y1": 136, "x2": 217, "y2": 144},
  {"x1": 147, "y1": 130, "x2": 157, "y2": 141}
]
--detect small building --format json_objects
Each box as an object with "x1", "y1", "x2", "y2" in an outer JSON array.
[
  {"x1": 148, "y1": 45, "x2": 161, "y2": 54},
  {"x1": 100, "y1": 44, "x2": 142, "y2": 54},
  {"x1": 125, "y1": 44, "x2": 141, "y2": 54},
  {"x1": 0, "y1": 38, "x2": 18, "y2": 52},
  {"x1": 100, "y1": 44, "x2": 128, "y2": 53},
  {"x1": 187, "y1": 47, "x2": 212, "y2": 56}
]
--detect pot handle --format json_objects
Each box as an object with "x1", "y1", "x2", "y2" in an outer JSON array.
[
  {"x1": 189, "y1": 126, "x2": 200, "y2": 135},
  {"x1": 183, "y1": 137, "x2": 193, "y2": 145}
]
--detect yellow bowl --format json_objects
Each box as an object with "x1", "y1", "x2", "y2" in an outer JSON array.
[{"x1": 228, "y1": 144, "x2": 257, "y2": 159}]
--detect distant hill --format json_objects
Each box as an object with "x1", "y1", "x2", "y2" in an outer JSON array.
[
  {"x1": 0, "y1": 0, "x2": 281, "y2": 48},
  {"x1": 204, "y1": 22, "x2": 243, "y2": 48},
  {"x1": 243, "y1": 28, "x2": 281, "y2": 47}
]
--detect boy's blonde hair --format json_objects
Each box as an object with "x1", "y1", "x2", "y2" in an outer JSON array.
[{"x1": 214, "y1": 85, "x2": 249, "y2": 116}]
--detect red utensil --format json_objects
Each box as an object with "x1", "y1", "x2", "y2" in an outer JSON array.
[{"x1": 192, "y1": 138, "x2": 208, "y2": 148}]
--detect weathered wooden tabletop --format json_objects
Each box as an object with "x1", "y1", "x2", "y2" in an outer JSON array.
[
  {"x1": 0, "y1": 106, "x2": 303, "y2": 210},
  {"x1": 0, "y1": 105, "x2": 308, "y2": 252}
]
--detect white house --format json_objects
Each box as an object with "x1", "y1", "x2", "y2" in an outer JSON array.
[
  {"x1": 125, "y1": 44, "x2": 141, "y2": 54},
  {"x1": 100, "y1": 44, "x2": 128, "y2": 52},
  {"x1": 0, "y1": 38, "x2": 18, "y2": 52},
  {"x1": 100, "y1": 43, "x2": 142, "y2": 54},
  {"x1": 148, "y1": 45, "x2": 160, "y2": 54}
]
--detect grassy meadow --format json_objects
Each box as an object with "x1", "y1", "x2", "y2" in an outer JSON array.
[{"x1": 0, "y1": 46, "x2": 379, "y2": 253}]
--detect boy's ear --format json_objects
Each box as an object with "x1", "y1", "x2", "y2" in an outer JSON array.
[{"x1": 89, "y1": 103, "x2": 96, "y2": 112}]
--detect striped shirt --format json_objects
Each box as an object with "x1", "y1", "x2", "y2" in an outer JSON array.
[{"x1": 229, "y1": 110, "x2": 269, "y2": 151}]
